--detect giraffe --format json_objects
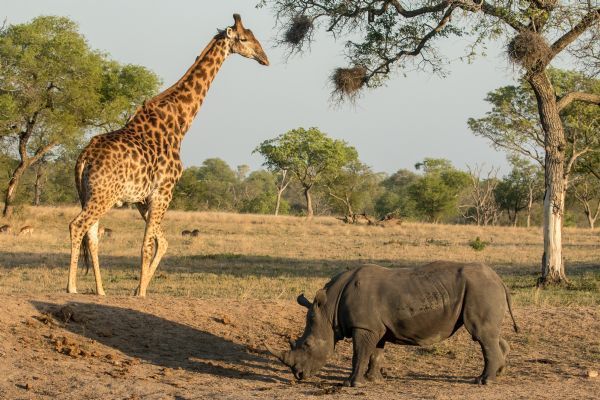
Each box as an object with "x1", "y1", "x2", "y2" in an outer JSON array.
[{"x1": 67, "y1": 14, "x2": 269, "y2": 297}]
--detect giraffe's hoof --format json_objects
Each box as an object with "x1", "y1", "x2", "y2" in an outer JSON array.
[
  {"x1": 67, "y1": 287, "x2": 77, "y2": 294},
  {"x1": 97, "y1": 290, "x2": 106, "y2": 296}
]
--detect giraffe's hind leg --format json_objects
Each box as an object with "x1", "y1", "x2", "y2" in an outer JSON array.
[
  {"x1": 87, "y1": 221, "x2": 105, "y2": 295},
  {"x1": 68, "y1": 200, "x2": 113, "y2": 294},
  {"x1": 135, "y1": 197, "x2": 170, "y2": 297}
]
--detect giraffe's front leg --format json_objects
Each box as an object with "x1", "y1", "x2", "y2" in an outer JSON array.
[{"x1": 135, "y1": 198, "x2": 169, "y2": 297}]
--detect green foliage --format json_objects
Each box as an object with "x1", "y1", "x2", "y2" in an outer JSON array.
[
  {"x1": 469, "y1": 237, "x2": 488, "y2": 251},
  {"x1": 375, "y1": 169, "x2": 419, "y2": 218},
  {"x1": 410, "y1": 158, "x2": 470, "y2": 222},
  {"x1": 255, "y1": 127, "x2": 358, "y2": 215},
  {"x1": 256, "y1": 127, "x2": 357, "y2": 188},
  {"x1": 495, "y1": 156, "x2": 544, "y2": 225},
  {"x1": 469, "y1": 69, "x2": 600, "y2": 169},
  {"x1": 0, "y1": 16, "x2": 160, "y2": 211},
  {"x1": 322, "y1": 160, "x2": 380, "y2": 218}
]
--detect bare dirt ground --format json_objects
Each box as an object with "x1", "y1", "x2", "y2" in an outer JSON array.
[{"x1": 1, "y1": 294, "x2": 598, "y2": 400}]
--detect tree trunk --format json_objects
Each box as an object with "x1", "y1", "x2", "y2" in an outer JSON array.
[
  {"x1": 526, "y1": 186, "x2": 534, "y2": 228},
  {"x1": 3, "y1": 160, "x2": 29, "y2": 217},
  {"x1": 304, "y1": 186, "x2": 313, "y2": 218},
  {"x1": 33, "y1": 161, "x2": 45, "y2": 206},
  {"x1": 275, "y1": 189, "x2": 283, "y2": 216},
  {"x1": 529, "y1": 72, "x2": 568, "y2": 285}
]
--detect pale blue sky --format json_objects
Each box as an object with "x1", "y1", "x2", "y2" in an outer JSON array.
[{"x1": 4, "y1": 1, "x2": 531, "y2": 174}]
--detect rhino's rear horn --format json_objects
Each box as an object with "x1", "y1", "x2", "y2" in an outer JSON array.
[
  {"x1": 297, "y1": 293, "x2": 312, "y2": 308},
  {"x1": 265, "y1": 343, "x2": 293, "y2": 366}
]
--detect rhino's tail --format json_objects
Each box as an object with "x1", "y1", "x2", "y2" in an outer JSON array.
[{"x1": 503, "y1": 282, "x2": 519, "y2": 333}]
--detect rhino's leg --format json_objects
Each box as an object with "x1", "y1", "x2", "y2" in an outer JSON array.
[
  {"x1": 366, "y1": 340, "x2": 386, "y2": 382},
  {"x1": 344, "y1": 328, "x2": 380, "y2": 387},
  {"x1": 497, "y1": 338, "x2": 510, "y2": 376},
  {"x1": 473, "y1": 335, "x2": 504, "y2": 384}
]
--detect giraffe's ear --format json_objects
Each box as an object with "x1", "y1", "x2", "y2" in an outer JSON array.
[{"x1": 225, "y1": 27, "x2": 234, "y2": 39}]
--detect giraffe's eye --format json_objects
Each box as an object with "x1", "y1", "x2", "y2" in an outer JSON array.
[{"x1": 239, "y1": 37, "x2": 247, "y2": 42}]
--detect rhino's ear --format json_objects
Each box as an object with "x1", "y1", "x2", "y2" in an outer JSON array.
[
  {"x1": 297, "y1": 293, "x2": 312, "y2": 308},
  {"x1": 313, "y1": 289, "x2": 327, "y2": 308}
]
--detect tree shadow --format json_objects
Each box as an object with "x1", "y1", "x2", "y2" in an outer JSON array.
[{"x1": 30, "y1": 300, "x2": 287, "y2": 383}]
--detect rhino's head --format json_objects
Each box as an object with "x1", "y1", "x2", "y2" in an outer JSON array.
[{"x1": 266, "y1": 289, "x2": 335, "y2": 380}]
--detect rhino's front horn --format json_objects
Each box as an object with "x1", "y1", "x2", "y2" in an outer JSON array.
[{"x1": 265, "y1": 343, "x2": 293, "y2": 366}]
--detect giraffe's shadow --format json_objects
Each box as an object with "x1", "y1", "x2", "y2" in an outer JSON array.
[{"x1": 31, "y1": 300, "x2": 287, "y2": 383}]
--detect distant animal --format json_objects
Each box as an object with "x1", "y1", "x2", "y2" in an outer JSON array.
[
  {"x1": 181, "y1": 230, "x2": 192, "y2": 237},
  {"x1": 0, "y1": 224, "x2": 11, "y2": 234},
  {"x1": 191, "y1": 229, "x2": 200, "y2": 237},
  {"x1": 18, "y1": 225, "x2": 34, "y2": 236},
  {"x1": 266, "y1": 262, "x2": 518, "y2": 387},
  {"x1": 66, "y1": 14, "x2": 269, "y2": 297},
  {"x1": 98, "y1": 227, "x2": 113, "y2": 239}
]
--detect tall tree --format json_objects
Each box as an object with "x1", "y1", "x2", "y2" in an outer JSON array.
[
  {"x1": 0, "y1": 16, "x2": 159, "y2": 216},
  {"x1": 469, "y1": 69, "x2": 598, "y2": 281},
  {"x1": 256, "y1": 127, "x2": 358, "y2": 217},
  {"x1": 259, "y1": 1, "x2": 600, "y2": 284}
]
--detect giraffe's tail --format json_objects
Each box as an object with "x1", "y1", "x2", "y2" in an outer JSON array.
[{"x1": 74, "y1": 154, "x2": 91, "y2": 274}]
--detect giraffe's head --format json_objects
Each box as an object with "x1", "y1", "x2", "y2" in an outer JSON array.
[{"x1": 225, "y1": 14, "x2": 270, "y2": 66}]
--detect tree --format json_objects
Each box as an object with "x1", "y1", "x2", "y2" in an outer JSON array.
[
  {"x1": 255, "y1": 127, "x2": 358, "y2": 217},
  {"x1": 494, "y1": 157, "x2": 544, "y2": 227},
  {"x1": 259, "y1": 1, "x2": 600, "y2": 285},
  {"x1": 469, "y1": 69, "x2": 598, "y2": 281},
  {"x1": 253, "y1": 141, "x2": 293, "y2": 216},
  {"x1": 410, "y1": 159, "x2": 470, "y2": 223},
  {"x1": 375, "y1": 169, "x2": 420, "y2": 219},
  {"x1": 569, "y1": 173, "x2": 600, "y2": 229},
  {"x1": 0, "y1": 16, "x2": 160, "y2": 216},
  {"x1": 460, "y1": 164, "x2": 501, "y2": 226},
  {"x1": 323, "y1": 160, "x2": 380, "y2": 222}
]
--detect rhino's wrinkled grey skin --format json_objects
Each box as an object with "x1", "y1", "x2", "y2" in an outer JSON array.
[{"x1": 267, "y1": 262, "x2": 518, "y2": 387}]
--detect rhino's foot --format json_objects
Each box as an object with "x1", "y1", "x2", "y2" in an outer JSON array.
[
  {"x1": 496, "y1": 365, "x2": 506, "y2": 377},
  {"x1": 343, "y1": 377, "x2": 367, "y2": 388},
  {"x1": 365, "y1": 368, "x2": 384, "y2": 383},
  {"x1": 475, "y1": 375, "x2": 497, "y2": 385}
]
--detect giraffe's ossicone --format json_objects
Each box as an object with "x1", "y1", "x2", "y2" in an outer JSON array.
[{"x1": 67, "y1": 14, "x2": 269, "y2": 297}]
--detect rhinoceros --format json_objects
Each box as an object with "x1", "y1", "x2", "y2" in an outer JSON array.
[{"x1": 266, "y1": 262, "x2": 518, "y2": 386}]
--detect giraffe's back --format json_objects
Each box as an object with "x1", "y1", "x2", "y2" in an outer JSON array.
[{"x1": 77, "y1": 129, "x2": 183, "y2": 205}]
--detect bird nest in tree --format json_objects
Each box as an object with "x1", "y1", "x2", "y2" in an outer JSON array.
[
  {"x1": 284, "y1": 15, "x2": 312, "y2": 45},
  {"x1": 330, "y1": 66, "x2": 367, "y2": 100},
  {"x1": 507, "y1": 31, "x2": 551, "y2": 70}
]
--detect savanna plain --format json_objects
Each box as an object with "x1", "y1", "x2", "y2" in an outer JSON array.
[{"x1": 0, "y1": 206, "x2": 598, "y2": 399}]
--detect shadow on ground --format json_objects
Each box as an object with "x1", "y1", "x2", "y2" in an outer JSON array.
[{"x1": 30, "y1": 300, "x2": 286, "y2": 383}]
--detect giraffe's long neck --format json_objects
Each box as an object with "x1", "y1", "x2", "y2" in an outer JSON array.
[{"x1": 133, "y1": 36, "x2": 230, "y2": 145}]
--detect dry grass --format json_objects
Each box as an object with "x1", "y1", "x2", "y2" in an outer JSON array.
[{"x1": 0, "y1": 206, "x2": 598, "y2": 305}]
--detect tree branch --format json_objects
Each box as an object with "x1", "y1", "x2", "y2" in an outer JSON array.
[
  {"x1": 551, "y1": 8, "x2": 600, "y2": 58},
  {"x1": 479, "y1": 1, "x2": 527, "y2": 32},
  {"x1": 368, "y1": 5, "x2": 457, "y2": 80},
  {"x1": 30, "y1": 142, "x2": 57, "y2": 165},
  {"x1": 557, "y1": 91, "x2": 600, "y2": 112}
]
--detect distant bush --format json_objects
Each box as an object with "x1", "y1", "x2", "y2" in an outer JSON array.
[{"x1": 469, "y1": 236, "x2": 488, "y2": 251}]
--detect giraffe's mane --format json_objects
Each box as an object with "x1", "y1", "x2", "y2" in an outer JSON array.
[{"x1": 143, "y1": 32, "x2": 227, "y2": 108}]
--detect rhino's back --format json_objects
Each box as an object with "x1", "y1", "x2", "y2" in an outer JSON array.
[{"x1": 337, "y1": 262, "x2": 499, "y2": 345}]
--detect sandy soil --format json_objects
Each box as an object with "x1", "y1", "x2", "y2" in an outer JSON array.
[{"x1": 0, "y1": 294, "x2": 598, "y2": 400}]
